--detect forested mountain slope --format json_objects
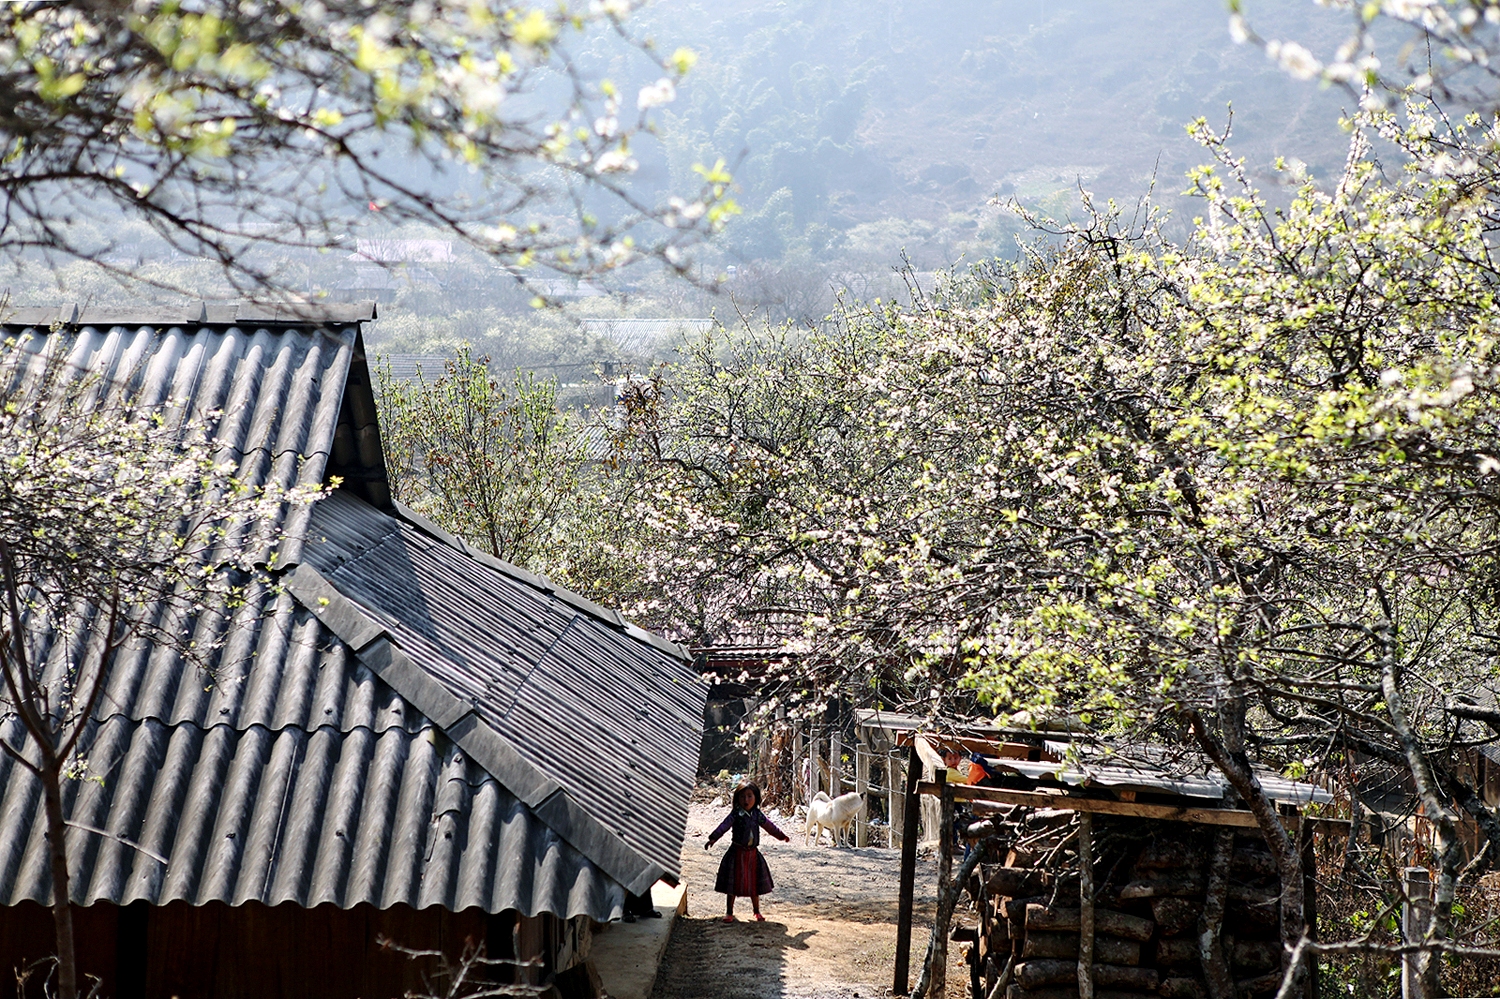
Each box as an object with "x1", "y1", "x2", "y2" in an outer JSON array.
[{"x1": 639, "y1": 0, "x2": 1356, "y2": 265}]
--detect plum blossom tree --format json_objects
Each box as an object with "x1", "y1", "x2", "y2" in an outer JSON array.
[
  {"x1": 0, "y1": 0, "x2": 736, "y2": 300},
  {"x1": 0, "y1": 338, "x2": 325, "y2": 999},
  {"x1": 376, "y1": 349, "x2": 587, "y2": 567},
  {"x1": 602, "y1": 102, "x2": 1500, "y2": 995}
]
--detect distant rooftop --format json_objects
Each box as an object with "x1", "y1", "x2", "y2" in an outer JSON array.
[
  {"x1": 349, "y1": 238, "x2": 456, "y2": 263},
  {"x1": 374, "y1": 353, "x2": 456, "y2": 382},
  {"x1": 581, "y1": 317, "x2": 713, "y2": 353},
  {"x1": 0, "y1": 300, "x2": 377, "y2": 327}
]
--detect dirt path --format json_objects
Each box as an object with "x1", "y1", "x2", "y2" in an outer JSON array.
[{"x1": 650, "y1": 801, "x2": 969, "y2": 999}]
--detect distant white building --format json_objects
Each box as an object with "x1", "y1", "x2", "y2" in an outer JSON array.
[
  {"x1": 350, "y1": 238, "x2": 457, "y2": 263},
  {"x1": 580, "y1": 317, "x2": 714, "y2": 355},
  {"x1": 330, "y1": 263, "x2": 441, "y2": 302}
]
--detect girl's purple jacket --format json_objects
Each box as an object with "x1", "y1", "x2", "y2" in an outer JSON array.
[{"x1": 707, "y1": 807, "x2": 787, "y2": 848}]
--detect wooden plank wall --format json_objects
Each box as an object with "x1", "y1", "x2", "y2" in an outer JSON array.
[{"x1": 0, "y1": 902, "x2": 561, "y2": 999}]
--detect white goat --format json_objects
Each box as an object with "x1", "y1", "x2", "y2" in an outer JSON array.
[{"x1": 803, "y1": 790, "x2": 865, "y2": 847}]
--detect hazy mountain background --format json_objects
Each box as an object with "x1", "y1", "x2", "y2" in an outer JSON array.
[
  {"x1": 6, "y1": 1, "x2": 1366, "y2": 367},
  {"x1": 642, "y1": 0, "x2": 1356, "y2": 269}
]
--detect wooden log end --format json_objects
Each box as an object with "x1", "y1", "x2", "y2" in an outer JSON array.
[
  {"x1": 1020, "y1": 931, "x2": 1141, "y2": 966},
  {"x1": 1015, "y1": 961, "x2": 1157, "y2": 992},
  {"x1": 1026, "y1": 904, "x2": 1155, "y2": 942},
  {"x1": 1148, "y1": 897, "x2": 1203, "y2": 937},
  {"x1": 989, "y1": 867, "x2": 1052, "y2": 897},
  {"x1": 1159, "y1": 976, "x2": 1208, "y2": 999},
  {"x1": 1234, "y1": 972, "x2": 1283, "y2": 998},
  {"x1": 1006, "y1": 989, "x2": 1158, "y2": 999}
]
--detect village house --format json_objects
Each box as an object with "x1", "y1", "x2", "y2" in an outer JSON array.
[{"x1": 0, "y1": 303, "x2": 706, "y2": 999}]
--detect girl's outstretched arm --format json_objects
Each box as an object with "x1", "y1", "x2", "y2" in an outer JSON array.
[
  {"x1": 757, "y1": 811, "x2": 791, "y2": 841},
  {"x1": 706, "y1": 812, "x2": 735, "y2": 846}
]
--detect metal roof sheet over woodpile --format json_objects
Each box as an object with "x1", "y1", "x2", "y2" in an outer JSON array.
[
  {"x1": 0, "y1": 309, "x2": 703, "y2": 922},
  {"x1": 859, "y1": 710, "x2": 1335, "y2": 808}
]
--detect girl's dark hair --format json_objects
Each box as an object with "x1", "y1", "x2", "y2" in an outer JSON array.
[{"x1": 733, "y1": 782, "x2": 761, "y2": 810}]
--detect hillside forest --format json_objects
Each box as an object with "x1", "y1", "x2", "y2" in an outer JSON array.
[{"x1": 8, "y1": 3, "x2": 1500, "y2": 993}]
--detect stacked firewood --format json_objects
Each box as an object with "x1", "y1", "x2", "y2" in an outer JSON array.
[{"x1": 962, "y1": 813, "x2": 1288, "y2": 999}]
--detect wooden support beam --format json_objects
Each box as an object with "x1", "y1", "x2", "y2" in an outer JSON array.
[
  {"x1": 1078, "y1": 812, "x2": 1094, "y2": 999},
  {"x1": 792, "y1": 723, "x2": 804, "y2": 808},
  {"x1": 1300, "y1": 818, "x2": 1319, "y2": 999},
  {"x1": 809, "y1": 726, "x2": 821, "y2": 802},
  {"x1": 917, "y1": 782, "x2": 1350, "y2": 830},
  {"x1": 894, "y1": 742, "x2": 921, "y2": 996},
  {"x1": 856, "y1": 737, "x2": 870, "y2": 847},
  {"x1": 1199, "y1": 829, "x2": 1236, "y2": 999},
  {"x1": 931, "y1": 771, "x2": 953, "y2": 999},
  {"x1": 888, "y1": 750, "x2": 902, "y2": 850},
  {"x1": 1401, "y1": 867, "x2": 1432, "y2": 999},
  {"x1": 831, "y1": 723, "x2": 843, "y2": 796}
]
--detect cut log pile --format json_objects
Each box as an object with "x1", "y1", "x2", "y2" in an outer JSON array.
[{"x1": 960, "y1": 814, "x2": 1287, "y2": 999}]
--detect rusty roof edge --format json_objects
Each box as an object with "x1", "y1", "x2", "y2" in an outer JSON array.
[
  {"x1": 283, "y1": 563, "x2": 665, "y2": 893},
  {"x1": 390, "y1": 500, "x2": 692, "y2": 663}
]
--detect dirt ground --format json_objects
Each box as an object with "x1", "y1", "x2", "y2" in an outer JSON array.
[{"x1": 650, "y1": 800, "x2": 971, "y2": 999}]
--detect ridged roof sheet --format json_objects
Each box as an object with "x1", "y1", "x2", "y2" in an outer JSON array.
[
  {"x1": 0, "y1": 583, "x2": 625, "y2": 918},
  {"x1": 300, "y1": 491, "x2": 705, "y2": 888},
  {"x1": 0, "y1": 314, "x2": 696, "y2": 922}
]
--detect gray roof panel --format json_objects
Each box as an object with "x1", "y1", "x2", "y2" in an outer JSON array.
[
  {"x1": 0, "y1": 318, "x2": 693, "y2": 924},
  {"x1": 301, "y1": 491, "x2": 706, "y2": 886},
  {"x1": 0, "y1": 709, "x2": 621, "y2": 918}
]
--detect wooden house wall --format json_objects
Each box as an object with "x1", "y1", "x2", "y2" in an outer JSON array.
[{"x1": 0, "y1": 902, "x2": 578, "y2": 999}]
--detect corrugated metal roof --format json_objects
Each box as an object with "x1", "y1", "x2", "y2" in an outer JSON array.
[
  {"x1": 854, "y1": 711, "x2": 1333, "y2": 807},
  {"x1": 1035, "y1": 741, "x2": 1336, "y2": 805},
  {"x1": 375, "y1": 354, "x2": 456, "y2": 383},
  {"x1": 0, "y1": 313, "x2": 699, "y2": 923},
  {"x1": 1, "y1": 301, "x2": 377, "y2": 328},
  {"x1": 984, "y1": 755, "x2": 1334, "y2": 805},
  {"x1": 0, "y1": 582, "x2": 625, "y2": 918},
  {"x1": 0, "y1": 634, "x2": 622, "y2": 918},
  {"x1": 0, "y1": 318, "x2": 362, "y2": 564},
  {"x1": 297, "y1": 490, "x2": 704, "y2": 892}
]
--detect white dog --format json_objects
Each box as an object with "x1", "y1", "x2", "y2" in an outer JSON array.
[{"x1": 803, "y1": 790, "x2": 866, "y2": 847}]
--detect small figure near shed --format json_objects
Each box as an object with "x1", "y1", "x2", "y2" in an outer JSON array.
[{"x1": 705, "y1": 782, "x2": 790, "y2": 922}]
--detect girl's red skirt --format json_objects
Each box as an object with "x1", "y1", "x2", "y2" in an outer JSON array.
[{"x1": 714, "y1": 844, "x2": 774, "y2": 897}]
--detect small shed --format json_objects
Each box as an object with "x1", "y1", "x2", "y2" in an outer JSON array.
[
  {"x1": 861, "y1": 719, "x2": 1341, "y2": 999},
  {"x1": 0, "y1": 305, "x2": 706, "y2": 998}
]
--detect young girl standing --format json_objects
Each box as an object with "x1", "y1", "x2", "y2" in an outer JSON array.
[{"x1": 704, "y1": 783, "x2": 790, "y2": 922}]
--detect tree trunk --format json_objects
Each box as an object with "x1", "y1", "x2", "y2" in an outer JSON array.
[
  {"x1": 1198, "y1": 829, "x2": 1235, "y2": 999},
  {"x1": 1188, "y1": 705, "x2": 1307, "y2": 994},
  {"x1": 1380, "y1": 647, "x2": 1461, "y2": 998},
  {"x1": 41, "y1": 757, "x2": 78, "y2": 999}
]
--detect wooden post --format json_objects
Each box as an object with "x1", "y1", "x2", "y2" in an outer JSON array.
[
  {"x1": 1078, "y1": 812, "x2": 1095, "y2": 999},
  {"x1": 744, "y1": 697, "x2": 759, "y2": 781},
  {"x1": 894, "y1": 742, "x2": 922, "y2": 995},
  {"x1": 831, "y1": 723, "x2": 843, "y2": 797},
  {"x1": 1402, "y1": 867, "x2": 1432, "y2": 999},
  {"x1": 931, "y1": 770, "x2": 953, "y2": 999},
  {"x1": 792, "y1": 723, "x2": 805, "y2": 808},
  {"x1": 1300, "y1": 818, "x2": 1318, "y2": 999},
  {"x1": 809, "y1": 725, "x2": 821, "y2": 802},
  {"x1": 855, "y1": 736, "x2": 870, "y2": 847},
  {"x1": 888, "y1": 751, "x2": 902, "y2": 849},
  {"x1": 1199, "y1": 829, "x2": 1235, "y2": 999}
]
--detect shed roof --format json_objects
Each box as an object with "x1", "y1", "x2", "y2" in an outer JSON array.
[
  {"x1": 858, "y1": 709, "x2": 1334, "y2": 809},
  {"x1": 0, "y1": 307, "x2": 704, "y2": 920}
]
